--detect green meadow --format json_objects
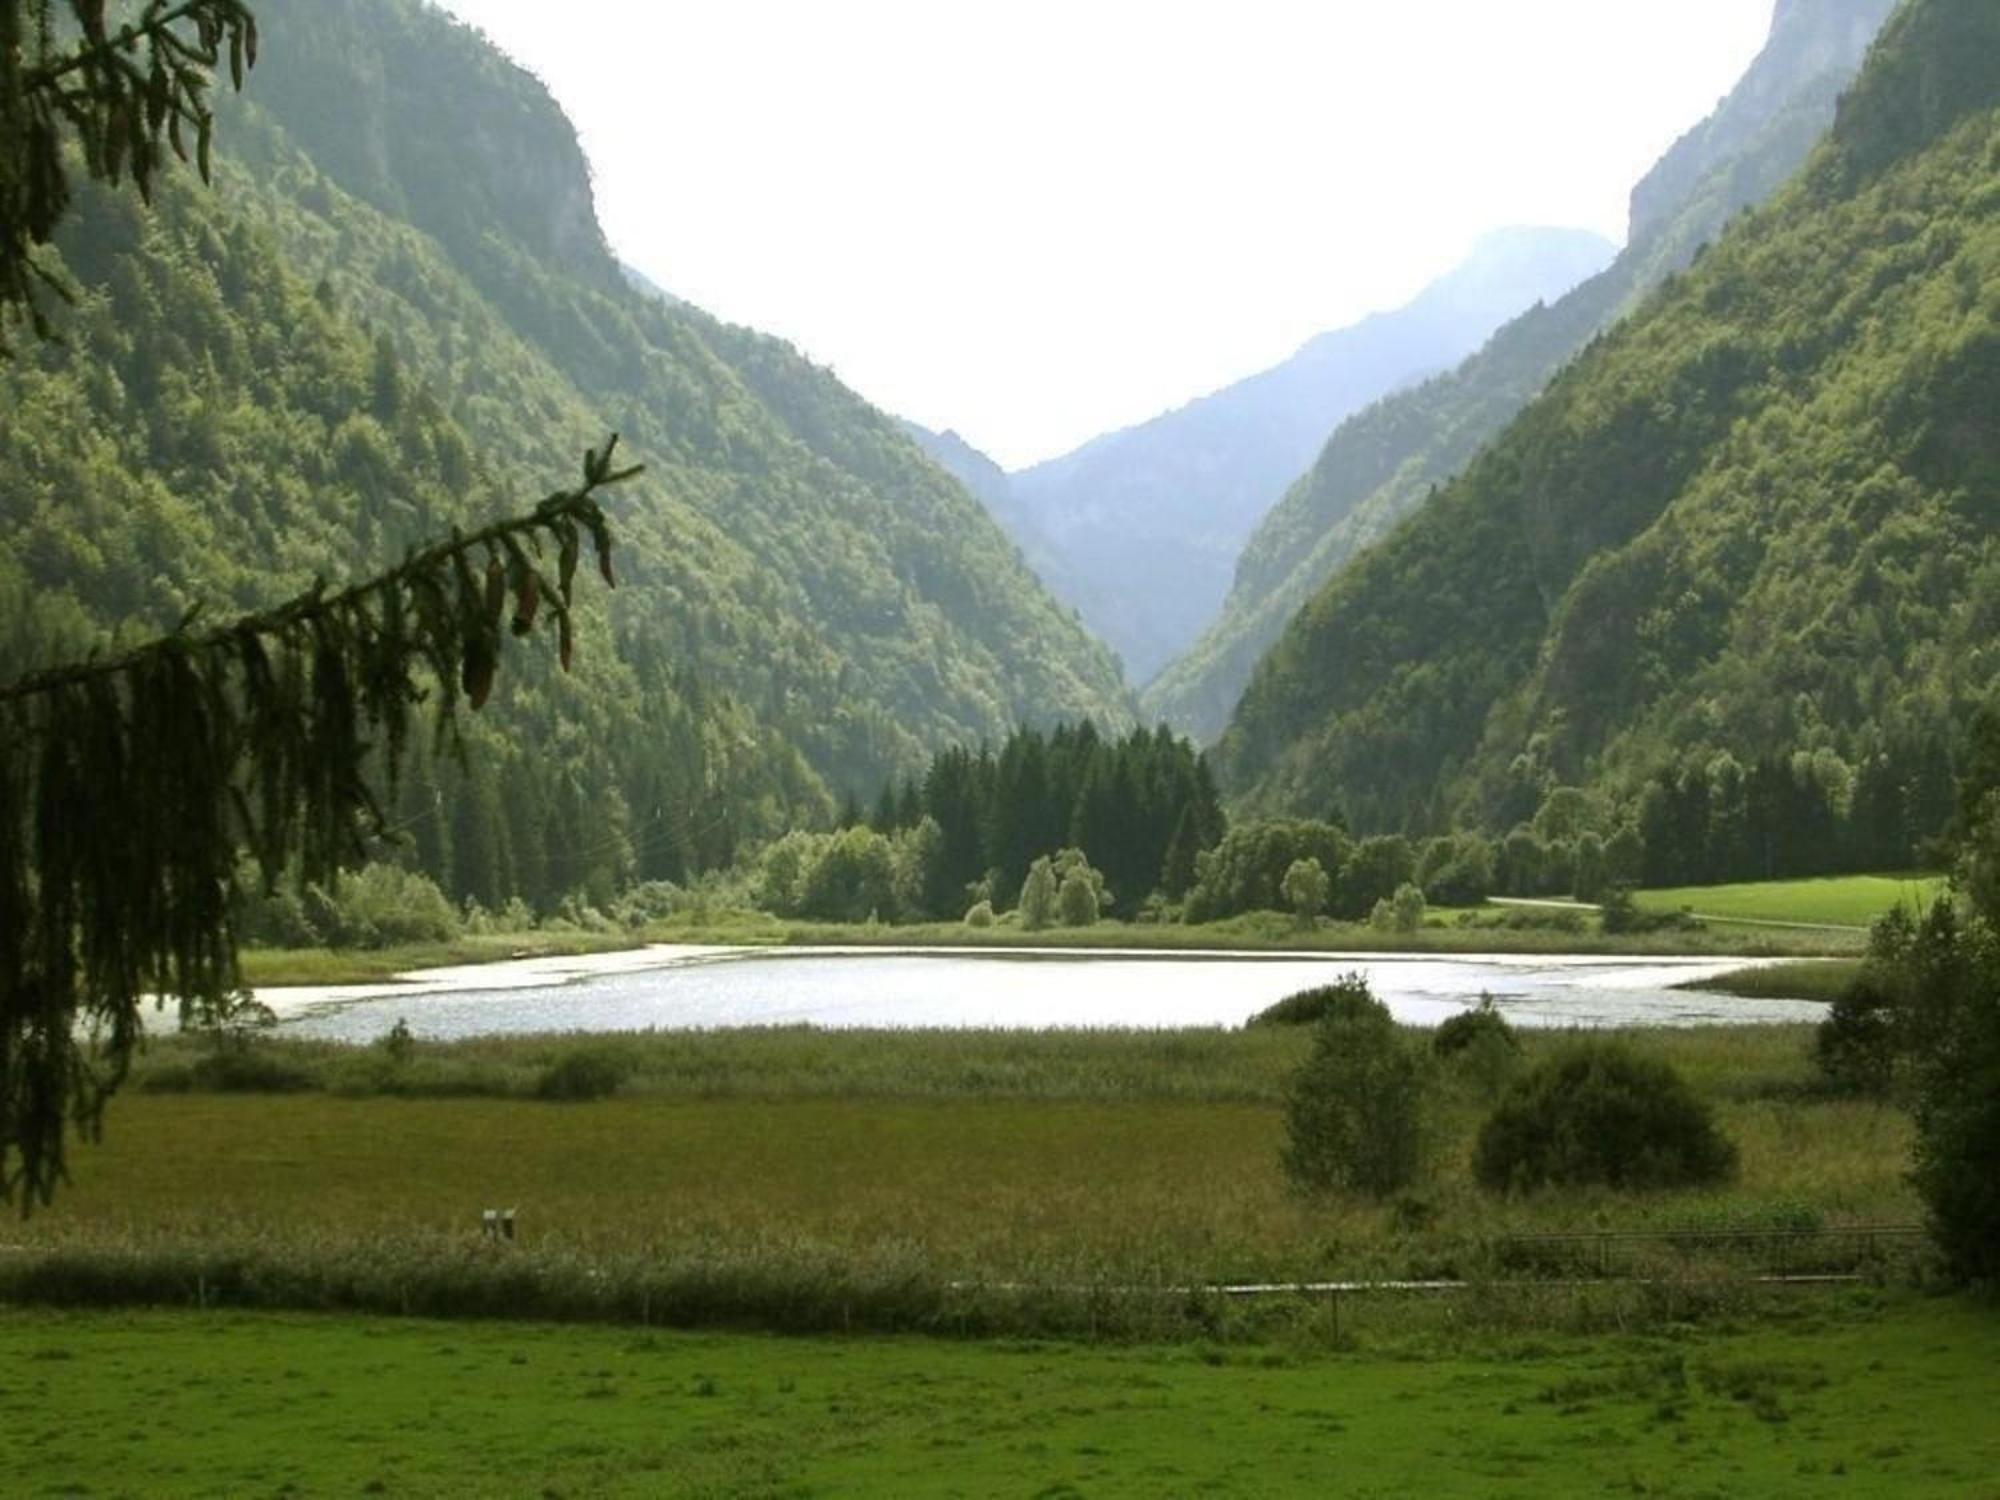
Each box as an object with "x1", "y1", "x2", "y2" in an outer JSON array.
[
  {"x1": 1634, "y1": 875, "x2": 1945, "y2": 931},
  {"x1": 3, "y1": 1293, "x2": 1995, "y2": 1498}
]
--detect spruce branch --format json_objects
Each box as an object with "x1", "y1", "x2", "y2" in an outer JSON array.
[{"x1": 0, "y1": 438, "x2": 637, "y2": 1210}]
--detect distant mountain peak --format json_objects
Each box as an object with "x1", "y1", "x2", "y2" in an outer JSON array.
[{"x1": 991, "y1": 226, "x2": 1613, "y2": 684}]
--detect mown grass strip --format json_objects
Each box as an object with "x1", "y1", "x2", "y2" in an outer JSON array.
[
  {"x1": 1635, "y1": 874, "x2": 1943, "y2": 930},
  {"x1": 1, "y1": 1293, "x2": 1994, "y2": 1496}
]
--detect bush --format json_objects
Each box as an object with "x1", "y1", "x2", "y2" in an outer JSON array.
[
  {"x1": 1814, "y1": 976, "x2": 1900, "y2": 1095},
  {"x1": 1248, "y1": 974, "x2": 1381, "y2": 1028},
  {"x1": 1279, "y1": 980, "x2": 1424, "y2": 1197},
  {"x1": 1598, "y1": 885, "x2": 1701, "y2": 936},
  {"x1": 1281, "y1": 856, "x2": 1329, "y2": 926},
  {"x1": 612, "y1": 880, "x2": 683, "y2": 929},
  {"x1": 1434, "y1": 999, "x2": 1521, "y2": 1101},
  {"x1": 1017, "y1": 858, "x2": 1057, "y2": 931},
  {"x1": 1368, "y1": 882, "x2": 1426, "y2": 933},
  {"x1": 1433, "y1": 998, "x2": 1518, "y2": 1058},
  {"x1": 1473, "y1": 1042, "x2": 1737, "y2": 1193},
  {"x1": 187, "y1": 1049, "x2": 315, "y2": 1093},
  {"x1": 1057, "y1": 867, "x2": 1100, "y2": 926},
  {"x1": 378, "y1": 1018, "x2": 417, "y2": 1067},
  {"x1": 534, "y1": 1049, "x2": 626, "y2": 1102},
  {"x1": 1416, "y1": 833, "x2": 1494, "y2": 905},
  {"x1": 963, "y1": 899, "x2": 995, "y2": 928}
]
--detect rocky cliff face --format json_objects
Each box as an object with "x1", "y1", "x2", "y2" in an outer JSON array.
[{"x1": 244, "y1": 0, "x2": 616, "y2": 289}]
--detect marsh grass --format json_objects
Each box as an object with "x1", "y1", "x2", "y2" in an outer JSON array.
[
  {"x1": 1687, "y1": 958, "x2": 1861, "y2": 1005},
  {"x1": 0, "y1": 1022, "x2": 1921, "y2": 1336}
]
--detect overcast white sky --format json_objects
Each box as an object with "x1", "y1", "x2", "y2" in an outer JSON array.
[{"x1": 436, "y1": 1, "x2": 1773, "y2": 469}]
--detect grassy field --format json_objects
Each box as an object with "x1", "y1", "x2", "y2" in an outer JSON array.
[
  {"x1": 2, "y1": 1293, "x2": 1994, "y2": 1497},
  {"x1": 2, "y1": 1023, "x2": 1918, "y2": 1334},
  {"x1": 1635, "y1": 875, "x2": 1944, "y2": 931}
]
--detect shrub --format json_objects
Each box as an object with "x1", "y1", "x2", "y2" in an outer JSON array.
[
  {"x1": 1017, "y1": 858, "x2": 1057, "y2": 931},
  {"x1": 358, "y1": 864, "x2": 461, "y2": 945},
  {"x1": 1368, "y1": 882, "x2": 1426, "y2": 933},
  {"x1": 378, "y1": 1018, "x2": 417, "y2": 1067},
  {"x1": 1281, "y1": 856, "x2": 1329, "y2": 926},
  {"x1": 1279, "y1": 980, "x2": 1424, "y2": 1197},
  {"x1": 1473, "y1": 1042, "x2": 1737, "y2": 1193},
  {"x1": 1597, "y1": 885, "x2": 1700, "y2": 936},
  {"x1": 612, "y1": 880, "x2": 683, "y2": 929},
  {"x1": 232, "y1": 870, "x2": 324, "y2": 947},
  {"x1": 1416, "y1": 833, "x2": 1494, "y2": 905},
  {"x1": 534, "y1": 1049, "x2": 626, "y2": 1102},
  {"x1": 963, "y1": 899, "x2": 995, "y2": 928},
  {"x1": 1435, "y1": 999, "x2": 1522, "y2": 1101},
  {"x1": 1433, "y1": 998, "x2": 1518, "y2": 1058},
  {"x1": 1248, "y1": 973, "x2": 1381, "y2": 1028},
  {"x1": 188, "y1": 1048, "x2": 315, "y2": 1093},
  {"x1": 1057, "y1": 867, "x2": 1099, "y2": 926},
  {"x1": 1814, "y1": 976, "x2": 1900, "y2": 1095}
]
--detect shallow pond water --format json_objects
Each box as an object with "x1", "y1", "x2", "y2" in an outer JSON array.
[{"x1": 264, "y1": 945, "x2": 1826, "y2": 1042}]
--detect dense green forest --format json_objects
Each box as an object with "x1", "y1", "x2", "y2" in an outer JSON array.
[
  {"x1": 0, "y1": 0, "x2": 1132, "y2": 913},
  {"x1": 1147, "y1": 0, "x2": 1901, "y2": 741},
  {"x1": 754, "y1": 722, "x2": 1225, "y2": 924},
  {"x1": 1217, "y1": 0, "x2": 2000, "y2": 852}
]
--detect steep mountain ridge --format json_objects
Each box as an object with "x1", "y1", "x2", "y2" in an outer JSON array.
[
  {"x1": 0, "y1": 0, "x2": 1133, "y2": 908},
  {"x1": 244, "y1": 0, "x2": 1134, "y2": 769},
  {"x1": 999, "y1": 227, "x2": 1614, "y2": 682},
  {"x1": 1147, "y1": 0, "x2": 1903, "y2": 740},
  {"x1": 1215, "y1": 0, "x2": 1999, "y2": 834}
]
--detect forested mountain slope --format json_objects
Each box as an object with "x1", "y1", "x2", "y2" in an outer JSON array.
[
  {"x1": 1216, "y1": 0, "x2": 2000, "y2": 836},
  {"x1": 1002, "y1": 228, "x2": 1613, "y2": 683},
  {"x1": 0, "y1": 0, "x2": 1131, "y2": 909},
  {"x1": 1149, "y1": 0, "x2": 1901, "y2": 741},
  {"x1": 898, "y1": 420, "x2": 1065, "y2": 588}
]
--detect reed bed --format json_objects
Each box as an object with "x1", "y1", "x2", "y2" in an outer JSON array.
[{"x1": 0, "y1": 1021, "x2": 1920, "y2": 1337}]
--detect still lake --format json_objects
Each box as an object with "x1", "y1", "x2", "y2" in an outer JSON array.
[{"x1": 264, "y1": 945, "x2": 1827, "y2": 1042}]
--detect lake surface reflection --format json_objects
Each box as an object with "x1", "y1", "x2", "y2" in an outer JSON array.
[{"x1": 267, "y1": 946, "x2": 1827, "y2": 1042}]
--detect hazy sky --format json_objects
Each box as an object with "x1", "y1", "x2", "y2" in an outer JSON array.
[{"x1": 436, "y1": 1, "x2": 1773, "y2": 469}]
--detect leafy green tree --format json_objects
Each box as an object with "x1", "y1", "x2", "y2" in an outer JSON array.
[
  {"x1": 1280, "y1": 979, "x2": 1424, "y2": 1197},
  {"x1": 1336, "y1": 835, "x2": 1414, "y2": 920},
  {"x1": 1017, "y1": 856, "x2": 1057, "y2": 931},
  {"x1": 1280, "y1": 856, "x2": 1329, "y2": 927},
  {"x1": 793, "y1": 825, "x2": 898, "y2": 922},
  {"x1": 1056, "y1": 865, "x2": 1099, "y2": 927},
  {"x1": 1898, "y1": 709, "x2": 2000, "y2": 1280},
  {"x1": 1183, "y1": 819, "x2": 1347, "y2": 923}
]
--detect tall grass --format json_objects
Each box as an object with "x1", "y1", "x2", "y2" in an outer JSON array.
[{"x1": 0, "y1": 1019, "x2": 1917, "y2": 1339}]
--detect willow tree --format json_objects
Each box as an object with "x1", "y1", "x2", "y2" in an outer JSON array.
[{"x1": 0, "y1": 1, "x2": 631, "y2": 1206}]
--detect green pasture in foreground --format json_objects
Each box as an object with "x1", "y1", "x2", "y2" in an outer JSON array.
[
  {"x1": 2, "y1": 1294, "x2": 1994, "y2": 1497},
  {"x1": 1636, "y1": 874, "x2": 1944, "y2": 930}
]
